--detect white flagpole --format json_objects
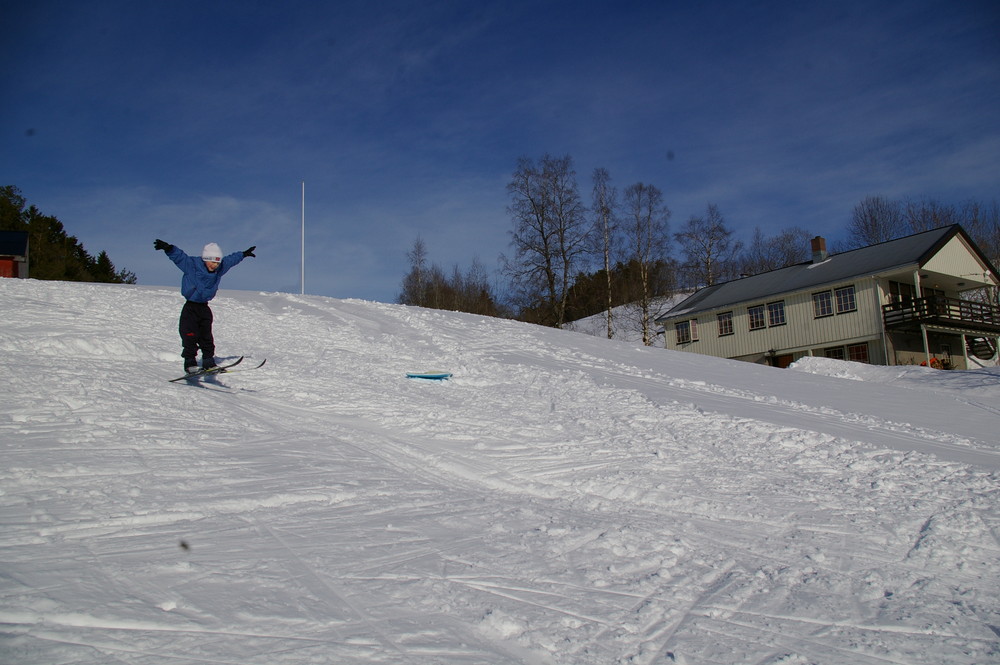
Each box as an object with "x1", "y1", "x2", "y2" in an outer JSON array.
[{"x1": 300, "y1": 181, "x2": 305, "y2": 295}]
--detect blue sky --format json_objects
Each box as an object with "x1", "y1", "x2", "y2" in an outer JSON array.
[{"x1": 3, "y1": 0, "x2": 998, "y2": 302}]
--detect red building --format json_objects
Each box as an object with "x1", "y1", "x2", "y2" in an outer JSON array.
[{"x1": 0, "y1": 231, "x2": 29, "y2": 278}]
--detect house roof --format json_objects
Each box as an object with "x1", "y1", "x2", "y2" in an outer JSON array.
[
  {"x1": 658, "y1": 225, "x2": 996, "y2": 321},
  {"x1": 0, "y1": 230, "x2": 29, "y2": 256}
]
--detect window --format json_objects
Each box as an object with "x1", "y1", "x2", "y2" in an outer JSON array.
[
  {"x1": 835, "y1": 286, "x2": 857, "y2": 313},
  {"x1": 816, "y1": 286, "x2": 858, "y2": 316},
  {"x1": 675, "y1": 321, "x2": 690, "y2": 344},
  {"x1": 824, "y1": 344, "x2": 870, "y2": 363},
  {"x1": 813, "y1": 291, "x2": 833, "y2": 318},
  {"x1": 923, "y1": 288, "x2": 947, "y2": 315},
  {"x1": 847, "y1": 343, "x2": 869, "y2": 363},
  {"x1": 675, "y1": 319, "x2": 698, "y2": 344},
  {"x1": 767, "y1": 301, "x2": 786, "y2": 327},
  {"x1": 717, "y1": 311, "x2": 734, "y2": 336},
  {"x1": 749, "y1": 302, "x2": 783, "y2": 329},
  {"x1": 888, "y1": 281, "x2": 916, "y2": 304}
]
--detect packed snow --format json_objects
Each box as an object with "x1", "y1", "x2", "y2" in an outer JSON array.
[{"x1": 1, "y1": 278, "x2": 999, "y2": 665}]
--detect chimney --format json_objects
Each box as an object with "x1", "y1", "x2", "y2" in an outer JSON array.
[{"x1": 811, "y1": 236, "x2": 828, "y2": 263}]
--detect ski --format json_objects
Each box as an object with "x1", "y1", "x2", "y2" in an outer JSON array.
[
  {"x1": 169, "y1": 356, "x2": 244, "y2": 382},
  {"x1": 211, "y1": 358, "x2": 267, "y2": 375}
]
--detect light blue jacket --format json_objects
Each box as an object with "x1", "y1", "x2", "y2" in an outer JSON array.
[{"x1": 166, "y1": 246, "x2": 246, "y2": 303}]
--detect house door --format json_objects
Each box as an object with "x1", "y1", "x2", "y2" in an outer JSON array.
[{"x1": 775, "y1": 354, "x2": 794, "y2": 368}]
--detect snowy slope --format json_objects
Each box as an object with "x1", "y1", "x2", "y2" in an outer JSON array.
[{"x1": 1, "y1": 278, "x2": 998, "y2": 665}]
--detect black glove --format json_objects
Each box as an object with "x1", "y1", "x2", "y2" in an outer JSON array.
[
  {"x1": 154, "y1": 239, "x2": 173, "y2": 252},
  {"x1": 243, "y1": 246, "x2": 256, "y2": 258}
]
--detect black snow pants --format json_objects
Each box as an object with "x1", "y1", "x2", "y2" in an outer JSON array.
[{"x1": 179, "y1": 300, "x2": 216, "y2": 368}]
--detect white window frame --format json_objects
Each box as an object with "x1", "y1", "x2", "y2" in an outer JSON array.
[
  {"x1": 847, "y1": 343, "x2": 869, "y2": 363},
  {"x1": 835, "y1": 285, "x2": 857, "y2": 314},
  {"x1": 813, "y1": 291, "x2": 833, "y2": 318},
  {"x1": 717, "y1": 311, "x2": 734, "y2": 336},
  {"x1": 675, "y1": 320, "x2": 692, "y2": 344},
  {"x1": 675, "y1": 319, "x2": 699, "y2": 344},
  {"x1": 767, "y1": 301, "x2": 786, "y2": 327}
]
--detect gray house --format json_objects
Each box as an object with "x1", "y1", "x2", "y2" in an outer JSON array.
[{"x1": 656, "y1": 225, "x2": 1000, "y2": 369}]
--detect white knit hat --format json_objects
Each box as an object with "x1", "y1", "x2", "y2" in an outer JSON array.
[{"x1": 201, "y1": 243, "x2": 222, "y2": 262}]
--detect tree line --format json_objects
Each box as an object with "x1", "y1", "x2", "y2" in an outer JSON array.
[
  {"x1": 397, "y1": 236, "x2": 502, "y2": 317},
  {"x1": 844, "y1": 194, "x2": 1000, "y2": 259},
  {"x1": 399, "y1": 156, "x2": 1000, "y2": 343},
  {"x1": 1, "y1": 186, "x2": 136, "y2": 284}
]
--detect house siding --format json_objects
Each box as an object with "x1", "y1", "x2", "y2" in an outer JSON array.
[
  {"x1": 921, "y1": 235, "x2": 992, "y2": 283},
  {"x1": 670, "y1": 279, "x2": 886, "y2": 361},
  {"x1": 659, "y1": 226, "x2": 999, "y2": 368}
]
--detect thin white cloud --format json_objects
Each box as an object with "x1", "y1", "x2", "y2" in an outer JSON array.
[{"x1": 2, "y1": 1, "x2": 997, "y2": 302}]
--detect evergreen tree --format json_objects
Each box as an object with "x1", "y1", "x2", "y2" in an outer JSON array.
[{"x1": 0, "y1": 186, "x2": 136, "y2": 284}]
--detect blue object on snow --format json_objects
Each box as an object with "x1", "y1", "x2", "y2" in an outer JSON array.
[{"x1": 406, "y1": 371, "x2": 453, "y2": 380}]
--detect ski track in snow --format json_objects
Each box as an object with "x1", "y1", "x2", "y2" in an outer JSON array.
[{"x1": 1, "y1": 279, "x2": 999, "y2": 664}]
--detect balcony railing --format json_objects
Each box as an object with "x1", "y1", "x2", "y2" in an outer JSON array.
[{"x1": 883, "y1": 296, "x2": 1000, "y2": 334}]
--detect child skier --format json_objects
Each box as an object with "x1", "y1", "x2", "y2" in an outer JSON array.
[{"x1": 154, "y1": 239, "x2": 256, "y2": 374}]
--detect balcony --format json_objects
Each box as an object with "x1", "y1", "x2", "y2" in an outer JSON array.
[{"x1": 883, "y1": 296, "x2": 1000, "y2": 334}]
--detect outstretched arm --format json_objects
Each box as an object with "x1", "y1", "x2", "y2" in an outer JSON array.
[
  {"x1": 156, "y1": 240, "x2": 190, "y2": 269},
  {"x1": 216, "y1": 247, "x2": 254, "y2": 275}
]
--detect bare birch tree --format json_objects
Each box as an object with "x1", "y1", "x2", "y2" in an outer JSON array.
[
  {"x1": 903, "y1": 197, "x2": 961, "y2": 233},
  {"x1": 590, "y1": 167, "x2": 619, "y2": 338},
  {"x1": 961, "y1": 199, "x2": 1000, "y2": 271},
  {"x1": 503, "y1": 155, "x2": 588, "y2": 326},
  {"x1": 846, "y1": 195, "x2": 906, "y2": 248},
  {"x1": 739, "y1": 226, "x2": 812, "y2": 276},
  {"x1": 622, "y1": 182, "x2": 671, "y2": 345},
  {"x1": 674, "y1": 204, "x2": 741, "y2": 288},
  {"x1": 399, "y1": 236, "x2": 430, "y2": 306}
]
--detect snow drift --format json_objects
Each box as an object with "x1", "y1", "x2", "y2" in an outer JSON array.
[{"x1": 1, "y1": 278, "x2": 998, "y2": 664}]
